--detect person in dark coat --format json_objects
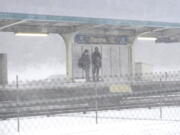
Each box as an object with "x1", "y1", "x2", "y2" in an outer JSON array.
[
  {"x1": 79, "y1": 49, "x2": 90, "y2": 81},
  {"x1": 92, "y1": 47, "x2": 102, "y2": 82}
]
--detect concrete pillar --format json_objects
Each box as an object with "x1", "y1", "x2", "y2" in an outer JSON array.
[
  {"x1": 61, "y1": 33, "x2": 76, "y2": 80},
  {"x1": 129, "y1": 37, "x2": 137, "y2": 75},
  {"x1": 131, "y1": 37, "x2": 141, "y2": 75},
  {"x1": 128, "y1": 44, "x2": 134, "y2": 75},
  {"x1": 0, "y1": 53, "x2": 8, "y2": 86}
]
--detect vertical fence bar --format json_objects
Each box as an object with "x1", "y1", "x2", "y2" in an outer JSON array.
[
  {"x1": 81, "y1": 46, "x2": 84, "y2": 79},
  {"x1": 100, "y1": 46, "x2": 103, "y2": 79},
  {"x1": 160, "y1": 106, "x2": 163, "y2": 120},
  {"x1": 16, "y1": 75, "x2": 20, "y2": 132},
  {"x1": 159, "y1": 78, "x2": 163, "y2": 120},
  {"x1": 119, "y1": 46, "x2": 121, "y2": 76},
  {"x1": 110, "y1": 47, "x2": 112, "y2": 77},
  {"x1": 95, "y1": 83, "x2": 98, "y2": 124},
  {"x1": 91, "y1": 46, "x2": 93, "y2": 80}
]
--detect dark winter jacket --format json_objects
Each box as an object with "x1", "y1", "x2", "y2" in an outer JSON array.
[{"x1": 92, "y1": 51, "x2": 102, "y2": 68}]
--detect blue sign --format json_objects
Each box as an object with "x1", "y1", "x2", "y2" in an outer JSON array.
[{"x1": 75, "y1": 34, "x2": 128, "y2": 45}]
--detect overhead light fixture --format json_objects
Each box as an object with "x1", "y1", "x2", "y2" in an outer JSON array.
[
  {"x1": 137, "y1": 37, "x2": 157, "y2": 41},
  {"x1": 15, "y1": 33, "x2": 48, "y2": 37}
]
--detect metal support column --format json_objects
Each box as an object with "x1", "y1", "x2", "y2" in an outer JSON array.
[
  {"x1": 16, "y1": 75, "x2": 20, "y2": 132},
  {"x1": 95, "y1": 84, "x2": 98, "y2": 124}
]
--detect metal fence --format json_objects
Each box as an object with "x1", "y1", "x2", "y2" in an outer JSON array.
[{"x1": 1, "y1": 72, "x2": 180, "y2": 134}]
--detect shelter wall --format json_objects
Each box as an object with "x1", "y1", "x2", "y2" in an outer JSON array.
[{"x1": 72, "y1": 44, "x2": 132, "y2": 79}]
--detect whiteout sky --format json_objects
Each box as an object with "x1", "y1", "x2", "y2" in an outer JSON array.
[
  {"x1": 0, "y1": 33, "x2": 66, "y2": 81},
  {"x1": 0, "y1": 0, "x2": 180, "y2": 23},
  {"x1": 1, "y1": 33, "x2": 180, "y2": 81}
]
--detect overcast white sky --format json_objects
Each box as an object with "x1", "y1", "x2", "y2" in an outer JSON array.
[{"x1": 0, "y1": 0, "x2": 180, "y2": 22}]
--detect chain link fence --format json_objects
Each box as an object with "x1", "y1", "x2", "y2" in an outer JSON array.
[{"x1": 1, "y1": 72, "x2": 180, "y2": 134}]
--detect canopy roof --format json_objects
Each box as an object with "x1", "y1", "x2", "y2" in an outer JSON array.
[{"x1": 0, "y1": 12, "x2": 180, "y2": 43}]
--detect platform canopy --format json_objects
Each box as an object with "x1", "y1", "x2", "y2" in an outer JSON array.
[{"x1": 0, "y1": 12, "x2": 180, "y2": 43}]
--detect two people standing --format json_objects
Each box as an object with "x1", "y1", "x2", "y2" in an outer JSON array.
[{"x1": 78, "y1": 47, "x2": 102, "y2": 82}]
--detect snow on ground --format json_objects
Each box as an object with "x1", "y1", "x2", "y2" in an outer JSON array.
[{"x1": 1, "y1": 107, "x2": 180, "y2": 135}]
